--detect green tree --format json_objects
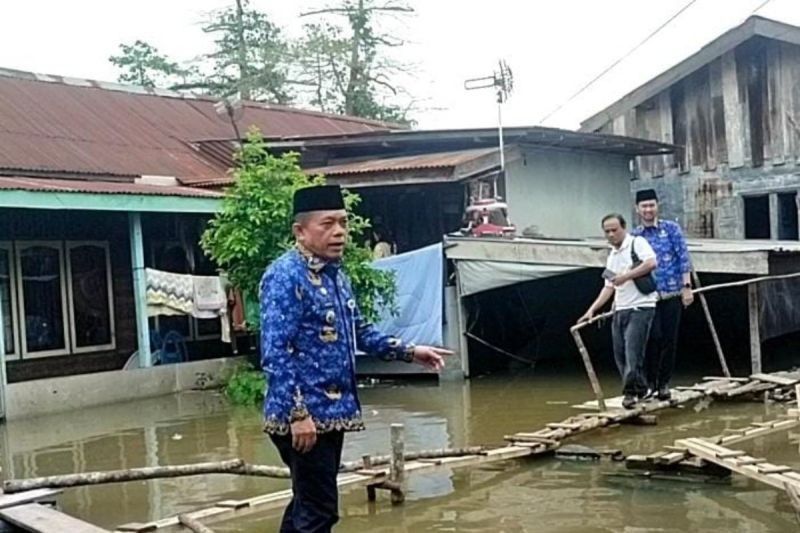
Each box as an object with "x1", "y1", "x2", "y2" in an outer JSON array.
[
  {"x1": 200, "y1": 0, "x2": 292, "y2": 102},
  {"x1": 201, "y1": 130, "x2": 396, "y2": 324},
  {"x1": 109, "y1": 40, "x2": 186, "y2": 88},
  {"x1": 297, "y1": 0, "x2": 416, "y2": 124}
]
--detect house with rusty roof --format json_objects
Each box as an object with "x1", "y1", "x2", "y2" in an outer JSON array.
[
  {"x1": 581, "y1": 16, "x2": 800, "y2": 241},
  {"x1": 0, "y1": 67, "x2": 394, "y2": 390}
]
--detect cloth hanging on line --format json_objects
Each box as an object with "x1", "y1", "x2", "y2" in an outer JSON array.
[{"x1": 145, "y1": 268, "x2": 231, "y2": 342}]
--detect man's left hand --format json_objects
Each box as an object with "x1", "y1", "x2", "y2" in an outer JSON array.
[
  {"x1": 413, "y1": 346, "x2": 453, "y2": 371},
  {"x1": 612, "y1": 273, "x2": 628, "y2": 287},
  {"x1": 682, "y1": 287, "x2": 694, "y2": 307}
]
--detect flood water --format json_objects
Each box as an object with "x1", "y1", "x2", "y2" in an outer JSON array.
[{"x1": 3, "y1": 366, "x2": 800, "y2": 532}]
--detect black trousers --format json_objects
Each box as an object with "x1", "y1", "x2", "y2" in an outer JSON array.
[
  {"x1": 270, "y1": 431, "x2": 345, "y2": 533},
  {"x1": 645, "y1": 298, "x2": 683, "y2": 390}
]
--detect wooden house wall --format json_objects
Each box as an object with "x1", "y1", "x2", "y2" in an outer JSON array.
[{"x1": 597, "y1": 37, "x2": 800, "y2": 238}]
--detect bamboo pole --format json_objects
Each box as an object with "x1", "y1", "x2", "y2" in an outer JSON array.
[
  {"x1": 178, "y1": 514, "x2": 215, "y2": 533},
  {"x1": 692, "y1": 269, "x2": 730, "y2": 378},
  {"x1": 3, "y1": 459, "x2": 246, "y2": 493},
  {"x1": 340, "y1": 447, "x2": 486, "y2": 473},
  {"x1": 569, "y1": 326, "x2": 606, "y2": 412}
]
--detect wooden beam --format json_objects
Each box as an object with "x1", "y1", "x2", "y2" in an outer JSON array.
[
  {"x1": 0, "y1": 503, "x2": 109, "y2": 533},
  {"x1": 749, "y1": 284, "x2": 762, "y2": 374}
]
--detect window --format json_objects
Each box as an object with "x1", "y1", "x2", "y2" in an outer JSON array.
[
  {"x1": 16, "y1": 242, "x2": 69, "y2": 357},
  {"x1": 777, "y1": 192, "x2": 799, "y2": 240},
  {"x1": 66, "y1": 242, "x2": 115, "y2": 352},
  {"x1": 744, "y1": 195, "x2": 770, "y2": 239},
  {"x1": 8, "y1": 241, "x2": 115, "y2": 359},
  {"x1": 0, "y1": 242, "x2": 19, "y2": 360}
]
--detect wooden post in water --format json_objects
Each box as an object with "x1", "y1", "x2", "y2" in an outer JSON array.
[
  {"x1": 389, "y1": 424, "x2": 405, "y2": 504},
  {"x1": 692, "y1": 270, "x2": 730, "y2": 378},
  {"x1": 363, "y1": 454, "x2": 376, "y2": 502},
  {"x1": 570, "y1": 326, "x2": 606, "y2": 412},
  {"x1": 748, "y1": 284, "x2": 762, "y2": 374}
]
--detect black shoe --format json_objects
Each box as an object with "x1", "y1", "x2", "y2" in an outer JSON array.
[
  {"x1": 622, "y1": 395, "x2": 637, "y2": 409},
  {"x1": 657, "y1": 386, "x2": 672, "y2": 401},
  {"x1": 641, "y1": 388, "x2": 655, "y2": 401}
]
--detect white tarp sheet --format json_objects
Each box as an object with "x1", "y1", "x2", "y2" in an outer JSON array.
[{"x1": 457, "y1": 260, "x2": 583, "y2": 296}]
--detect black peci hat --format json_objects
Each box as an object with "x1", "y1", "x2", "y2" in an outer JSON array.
[
  {"x1": 635, "y1": 189, "x2": 658, "y2": 204},
  {"x1": 293, "y1": 185, "x2": 345, "y2": 215}
]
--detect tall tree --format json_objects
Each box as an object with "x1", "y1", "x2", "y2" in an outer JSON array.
[
  {"x1": 298, "y1": 0, "x2": 416, "y2": 124},
  {"x1": 201, "y1": 0, "x2": 292, "y2": 102},
  {"x1": 109, "y1": 40, "x2": 186, "y2": 88}
]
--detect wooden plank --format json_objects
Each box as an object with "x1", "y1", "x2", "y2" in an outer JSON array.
[
  {"x1": 733, "y1": 457, "x2": 767, "y2": 466},
  {"x1": 0, "y1": 489, "x2": 61, "y2": 510},
  {"x1": 716, "y1": 450, "x2": 746, "y2": 459},
  {"x1": 757, "y1": 465, "x2": 792, "y2": 474},
  {"x1": 0, "y1": 503, "x2": 110, "y2": 533},
  {"x1": 703, "y1": 376, "x2": 749, "y2": 382},
  {"x1": 677, "y1": 439, "x2": 800, "y2": 492},
  {"x1": 546, "y1": 423, "x2": 582, "y2": 430},
  {"x1": 751, "y1": 373, "x2": 799, "y2": 386},
  {"x1": 749, "y1": 284, "x2": 762, "y2": 375}
]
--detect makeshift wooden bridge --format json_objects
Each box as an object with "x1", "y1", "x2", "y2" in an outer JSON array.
[
  {"x1": 103, "y1": 370, "x2": 800, "y2": 532},
  {"x1": 4, "y1": 272, "x2": 800, "y2": 532}
]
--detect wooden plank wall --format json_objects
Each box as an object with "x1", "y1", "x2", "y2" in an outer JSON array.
[{"x1": 607, "y1": 38, "x2": 800, "y2": 177}]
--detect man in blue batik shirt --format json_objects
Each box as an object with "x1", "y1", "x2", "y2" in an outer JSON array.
[
  {"x1": 261, "y1": 184, "x2": 451, "y2": 533},
  {"x1": 632, "y1": 189, "x2": 694, "y2": 401}
]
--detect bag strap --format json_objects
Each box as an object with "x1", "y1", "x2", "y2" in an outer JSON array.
[{"x1": 630, "y1": 236, "x2": 641, "y2": 264}]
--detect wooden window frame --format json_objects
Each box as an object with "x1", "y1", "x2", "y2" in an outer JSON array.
[
  {"x1": 65, "y1": 241, "x2": 117, "y2": 354},
  {"x1": 0, "y1": 241, "x2": 20, "y2": 361}
]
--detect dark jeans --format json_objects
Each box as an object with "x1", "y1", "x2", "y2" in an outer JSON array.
[
  {"x1": 271, "y1": 431, "x2": 345, "y2": 533},
  {"x1": 645, "y1": 297, "x2": 683, "y2": 390},
  {"x1": 612, "y1": 307, "x2": 655, "y2": 397}
]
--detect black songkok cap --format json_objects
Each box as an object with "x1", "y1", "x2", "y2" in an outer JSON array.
[
  {"x1": 635, "y1": 189, "x2": 658, "y2": 204},
  {"x1": 293, "y1": 185, "x2": 345, "y2": 215}
]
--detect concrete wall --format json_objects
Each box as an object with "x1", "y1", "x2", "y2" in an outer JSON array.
[
  {"x1": 505, "y1": 147, "x2": 633, "y2": 239},
  {"x1": 5, "y1": 357, "x2": 242, "y2": 420}
]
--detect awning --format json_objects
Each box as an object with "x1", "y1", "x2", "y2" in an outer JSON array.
[
  {"x1": 457, "y1": 260, "x2": 582, "y2": 297},
  {"x1": 0, "y1": 176, "x2": 223, "y2": 213}
]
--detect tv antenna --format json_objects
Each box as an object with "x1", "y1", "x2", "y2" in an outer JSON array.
[
  {"x1": 213, "y1": 94, "x2": 244, "y2": 142},
  {"x1": 464, "y1": 60, "x2": 514, "y2": 197}
]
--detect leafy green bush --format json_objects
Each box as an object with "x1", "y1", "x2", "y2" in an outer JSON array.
[
  {"x1": 224, "y1": 362, "x2": 266, "y2": 406},
  {"x1": 201, "y1": 130, "x2": 396, "y2": 324}
]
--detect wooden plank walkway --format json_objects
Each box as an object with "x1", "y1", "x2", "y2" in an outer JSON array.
[
  {"x1": 115, "y1": 370, "x2": 800, "y2": 532},
  {"x1": 0, "y1": 489, "x2": 61, "y2": 511},
  {"x1": 676, "y1": 439, "x2": 800, "y2": 492},
  {"x1": 0, "y1": 503, "x2": 110, "y2": 533}
]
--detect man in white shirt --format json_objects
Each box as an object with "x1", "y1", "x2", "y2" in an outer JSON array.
[{"x1": 578, "y1": 213, "x2": 658, "y2": 409}]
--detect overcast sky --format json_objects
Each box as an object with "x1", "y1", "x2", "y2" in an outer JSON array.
[{"x1": 2, "y1": 0, "x2": 798, "y2": 130}]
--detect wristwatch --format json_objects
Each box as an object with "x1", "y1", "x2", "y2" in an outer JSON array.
[
  {"x1": 401, "y1": 343, "x2": 416, "y2": 363},
  {"x1": 683, "y1": 283, "x2": 691, "y2": 289}
]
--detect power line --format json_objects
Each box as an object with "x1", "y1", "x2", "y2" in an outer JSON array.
[
  {"x1": 750, "y1": 0, "x2": 773, "y2": 15},
  {"x1": 538, "y1": 0, "x2": 700, "y2": 125}
]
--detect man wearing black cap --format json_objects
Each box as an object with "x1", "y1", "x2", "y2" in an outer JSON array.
[
  {"x1": 260, "y1": 184, "x2": 452, "y2": 532},
  {"x1": 632, "y1": 189, "x2": 693, "y2": 401}
]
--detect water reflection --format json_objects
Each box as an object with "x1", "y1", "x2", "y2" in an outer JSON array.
[{"x1": 1, "y1": 369, "x2": 799, "y2": 531}]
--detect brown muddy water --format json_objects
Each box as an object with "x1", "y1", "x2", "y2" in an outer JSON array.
[{"x1": 3, "y1": 368, "x2": 800, "y2": 532}]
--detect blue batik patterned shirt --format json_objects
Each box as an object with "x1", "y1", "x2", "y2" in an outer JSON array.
[
  {"x1": 260, "y1": 246, "x2": 409, "y2": 435},
  {"x1": 632, "y1": 219, "x2": 691, "y2": 295}
]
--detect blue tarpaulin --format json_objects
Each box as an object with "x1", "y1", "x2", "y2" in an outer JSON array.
[{"x1": 371, "y1": 243, "x2": 443, "y2": 346}]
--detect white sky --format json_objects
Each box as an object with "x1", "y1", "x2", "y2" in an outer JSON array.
[{"x1": 1, "y1": 0, "x2": 799, "y2": 130}]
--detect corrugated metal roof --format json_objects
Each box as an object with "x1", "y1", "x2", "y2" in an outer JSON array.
[
  {"x1": 305, "y1": 148, "x2": 498, "y2": 176},
  {"x1": 0, "y1": 69, "x2": 394, "y2": 186},
  {"x1": 0, "y1": 176, "x2": 224, "y2": 198}
]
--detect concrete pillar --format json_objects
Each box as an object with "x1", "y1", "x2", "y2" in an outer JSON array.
[{"x1": 129, "y1": 212, "x2": 152, "y2": 368}]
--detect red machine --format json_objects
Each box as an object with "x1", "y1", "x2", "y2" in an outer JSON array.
[{"x1": 462, "y1": 198, "x2": 516, "y2": 238}]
